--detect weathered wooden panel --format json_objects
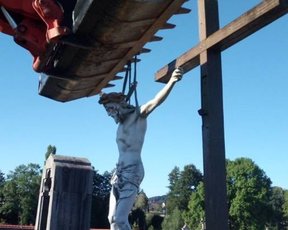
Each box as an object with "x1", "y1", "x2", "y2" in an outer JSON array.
[{"x1": 38, "y1": 0, "x2": 189, "y2": 102}]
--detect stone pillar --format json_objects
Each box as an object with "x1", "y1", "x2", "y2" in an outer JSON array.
[{"x1": 35, "y1": 155, "x2": 93, "y2": 230}]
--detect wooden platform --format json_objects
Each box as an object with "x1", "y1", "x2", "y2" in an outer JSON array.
[{"x1": 38, "y1": 0, "x2": 190, "y2": 102}]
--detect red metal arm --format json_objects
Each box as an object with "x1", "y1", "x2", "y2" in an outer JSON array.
[
  {"x1": 0, "y1": 16, "x2": 14, "y2": 35},
  {"x1": 32, "y1": 0, "x2": 70, "y2": 42},
  {"x1": 0, "y1": 0, "x2": 69, "y2": 72}
]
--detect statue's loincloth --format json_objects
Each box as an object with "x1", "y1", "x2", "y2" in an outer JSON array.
[{"x1": 111, "y1": 161, "x2": 144, "y2": 199}]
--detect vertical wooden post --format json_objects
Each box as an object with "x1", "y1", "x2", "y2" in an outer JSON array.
[{"x1": 198, "y1": 0, "x2": 229, "y2": 229}]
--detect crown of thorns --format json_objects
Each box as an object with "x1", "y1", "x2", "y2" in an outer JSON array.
[{"x1": 98, "y1": 92, "x2": 126, "y2": 105}]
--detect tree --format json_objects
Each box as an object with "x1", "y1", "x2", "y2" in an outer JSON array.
[
  {"x1": 0, "y1": 179, "x2": 18, "y2": 224},
  {"x1": 166, "y1": 166, "x2": 180, "y2": 214},
  {"x1": 0, "y1": 164, "x2": 41, "y2": 225},
  {"x1": 129, "y1": 191, "x2": 149, "y2": 230},
  {"x1": 184, "y1": 158, "x2": 276, "y2": 229},
  {"x1": 161, "y1": 207, "x2": 184, "y2": 230},
  {"x1": 130, "y1": 208, "x2": 146, "y2": 230},
  {"x1": 183, "y1": 182, "x2": 205, "y2": 230},
  {"x1": 227, "y1": 157, "x2": 272, "y2": 229},
  {"x1": 166, "y1": 164, "x2": 203, "y2": 213},
  {"x1": 178, "y1": 165, "x2": 203, "y2": 210},
  {"x1": 267, "y1": 186, "x2": 287, "y2": 229},
  {"x1": 0, "y1": 170, "x2": 6, "y2": 222},
  {"x1": 146, "y1": 213, "x2": 163, "y2": 230},
  {"x1": 134, "y1": 190, "x2": 149, "y2": 211},
  {"x1": 283, "y1": 190, "x2": 288, "y2": 228},
  {"x1": 0, "y1": 171, "x2": 4, "y2": 186},
  {"x1": 45, "y1": 145, "x2": 56, "y2": 160},
  {"x1": 168, "y1": 166, "x2": 180, "y2": 192},
  {"x1": 90, "y1": 169, "x2": 112, "y2": 228}
]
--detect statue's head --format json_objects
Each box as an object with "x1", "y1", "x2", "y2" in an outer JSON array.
[
  {"x1": 99, "y1": 92, "x2": 135, "y2": 123},
  {"x1": 98, "y1": 92, "x2": 126, "y2": 105}
]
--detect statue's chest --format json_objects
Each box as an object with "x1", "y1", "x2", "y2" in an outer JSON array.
[
  {"x1": 117, "y1": 116, "x2": 146, "y2": 136},
  {"x1": 116, "y1": 115, "x2": 147, "y2": 145}
]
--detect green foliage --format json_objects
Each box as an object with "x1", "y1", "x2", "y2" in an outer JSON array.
[
  {"x1": 161, "y1": 207, "x2": 184, "y2": 230},
  {"x1": 134, "y1": 190, "x2": 149, "y2": 211},
  {"x1": 0, "y1": 180, "x2": 18, "y2": 224},
  {"x1": 0, "y1": 164, "x2": 41, "y2": 225},
  {"x1": 146, "y1": 213, "x2": 163, "y2": 230},
  {"x1": 183, "y1": 182, "x2": 205, "y2": 229},
  {"x1": 130, "y1": 191, "x2": 149, "y2": 229},
  {"x1": 149, "y1": 202, "x2": 162, "y2": 213},
  {"x1": 227, "y1": 158, "x2": 272, "y2": 229},
  {"x1": 92, "y1": 170, "x2": 111, "y2": 199},
  {"x1": 283, "y1": 190, "x2": 288, "y2": 227},
  {"x1": 267, "y1": 186, "x2": 287, "y2": 229},
  {"x1": 182, "y1": 158, "x2": 278, "y2": 229},
  {"x1": 45, "y1": 145, "x2": 56, "y2": 160},
  {"x1": 168, "y1": 166, "x2": 180, "y2": 191},
  {"x1": 0, "y1": 170, "x2": 5, "y2": 223},
  {"x1": 90, "y1": 170, "x2": 112, "y2": 228},
  {"x1": 166, "y1": 167, "x2": 181, "y2": 213},
  {"x1": 0, "y1": 170, "x2": 5, "y2": 205},
  {"x1": 0, "y1": 171, "x2": 4, "y2": 186},
  {"x1": 166, "y1": 164, "x2": 203, "y2": 214},
  {"x1": 130, "y1": 208, "x2": 146, "y2": 230},
  {"x1": 148, "y1": 195, "x2": 166, "y2": 213}
]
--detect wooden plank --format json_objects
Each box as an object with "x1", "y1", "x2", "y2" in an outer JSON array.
[
  {"x1": 39, "y1": 0, "x2": 189, "y2": 102},
  {"x1": 155, "y1": 0, "x2": 288, "y2": 83},
  {"x1": 88, "y1": 0, "x2": 188, "y2": 96},
  {"x1": 198, "y1": 0, "x2": 229, "y2": 229}
]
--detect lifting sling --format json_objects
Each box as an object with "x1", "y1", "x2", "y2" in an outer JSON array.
[{"x1": 122, "y1": 55, "x2": 139, "y2": 108}]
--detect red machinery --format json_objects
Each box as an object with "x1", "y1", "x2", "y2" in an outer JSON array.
[
  {"x1": 0, "y1": 0, "x2": 73, "y2": 71},
  {"x1": 0, "y1": 0, "x2": 189, "y2": 102}
]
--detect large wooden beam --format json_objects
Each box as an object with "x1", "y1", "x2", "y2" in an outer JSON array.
[
  {"x1": 198, "y1": 0, "x2": 229, "y2": 229},
  {"x1": 156, "y1": 0, "x2": 288, "y2": 82},
  {"x1": 89, "y1": 0, "x2": 188, "y2": 96}
]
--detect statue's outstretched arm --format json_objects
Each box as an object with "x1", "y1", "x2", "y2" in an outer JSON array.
[{"x1": 140, "y1": 68, "x2": 183, "y2": 117}]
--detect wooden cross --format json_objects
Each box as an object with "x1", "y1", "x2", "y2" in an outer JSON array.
[{"x1": 155, "y1": 1, "x2": 288, "y2": 229}]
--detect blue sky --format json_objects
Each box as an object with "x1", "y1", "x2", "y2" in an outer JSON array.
[{"x1": 0, "y1": 0, "x2": 287, "y2": 198}]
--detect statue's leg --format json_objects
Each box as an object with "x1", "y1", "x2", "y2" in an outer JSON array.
[
  {"x1": 110, "y1": 183, "x2": 138, "y2": 230},
  {"x1": 108, "y1": 185, "x2": 117, "y2": 227}
]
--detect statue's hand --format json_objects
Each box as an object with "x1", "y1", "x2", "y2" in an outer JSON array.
[{"x1": 171, "y1": 67, "x2": 183, "y2": 82}]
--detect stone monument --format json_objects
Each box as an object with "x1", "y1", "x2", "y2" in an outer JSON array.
[{"x1": 35, "y1": 155, "x2": 93, "y2": 230}]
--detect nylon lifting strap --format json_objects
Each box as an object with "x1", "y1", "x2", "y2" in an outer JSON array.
[{"x1": 122, "y1": 55, "x2": 139, "y2": 107}]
